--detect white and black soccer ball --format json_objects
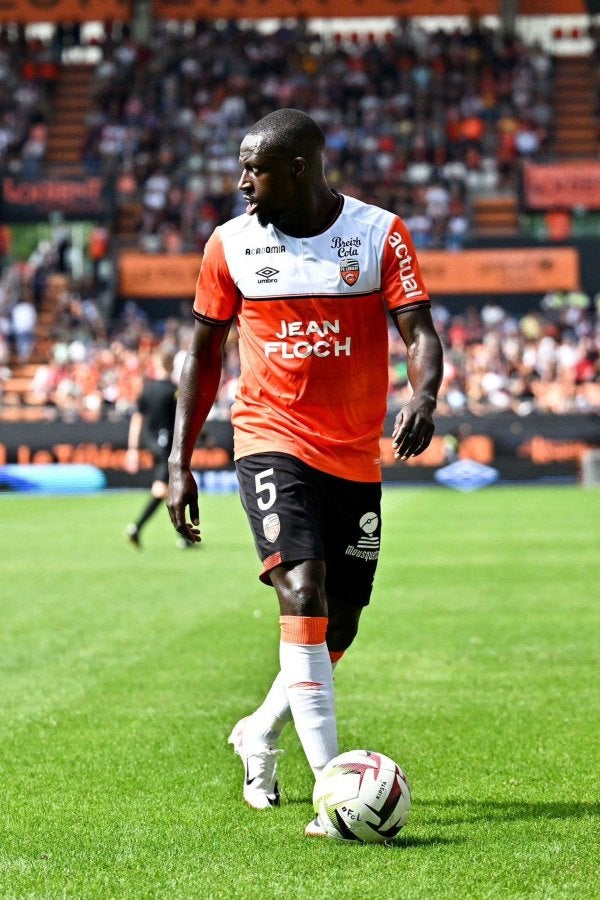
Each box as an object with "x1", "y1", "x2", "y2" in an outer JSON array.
[{"x1": 313, "y1": 749, "x2": 411, "y2": 843}]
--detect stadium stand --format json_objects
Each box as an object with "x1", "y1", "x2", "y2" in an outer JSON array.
[{"x1": 0, "y1": 16, "x2": 599, "y2": 427}]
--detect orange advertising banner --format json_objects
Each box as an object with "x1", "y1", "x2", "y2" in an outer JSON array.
[
  {"x1": 154, "y1": 0, "x2": 500, "y2": 19},
  {"x1": 119, "y1": 252, "x2": 201, "y2": 299},
  {"x1": 418, "y1": 247, "x2": 580, "y2": 295},
  {"x1": 0, "y1": 0, "x2": 586, "y2": 21},
  {"x1": 0, "y1": 0, "x2": 131, "y2": 23},
  {"x1": 520, "y1": 0, "x2": 587, "y2": 11},
  {"x1": 523, "y1": 161, "x2": 600, "y2": 211},
  {"x1": 119, "y1": 247, "x2": 579, "y2": 299}
]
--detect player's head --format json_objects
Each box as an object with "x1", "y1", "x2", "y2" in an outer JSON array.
[
  {"x1": 244, "y1": 108, "x2": 326, "y2": 164},
  {"x1": 155, "y1": 345, "x2": 175, "y2": 378},
  {"x1": 238, "y1": 108, "x2": 329, "y2": 231}
]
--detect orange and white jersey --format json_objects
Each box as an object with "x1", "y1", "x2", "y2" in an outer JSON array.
[{"x1": 193, "y1": 194, "x2": 430, "y2": 482}]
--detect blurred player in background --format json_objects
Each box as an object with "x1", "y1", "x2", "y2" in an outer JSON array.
[
  {"x1": 167, "y1": 108, "x2": 443, "y2": 835},
  {"x1": 124, "y1": 346, "x2": 193, "y2": 549}
]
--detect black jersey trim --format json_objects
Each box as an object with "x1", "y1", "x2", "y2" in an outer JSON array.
[
  {"x1": 193, "y1": 309, "x2": 235, "y2": 326},
  {"x1": 389, "y1": 299, "x2": 431, "y2": 316}
]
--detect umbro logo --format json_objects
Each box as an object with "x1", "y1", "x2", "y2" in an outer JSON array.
[{"x1": 256, "y1": 266, "x2": 279, "y2": 283}]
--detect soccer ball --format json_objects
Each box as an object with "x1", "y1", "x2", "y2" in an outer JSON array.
[{"x1": 312, "y1": 749, "x2": 411, "y2": 843}]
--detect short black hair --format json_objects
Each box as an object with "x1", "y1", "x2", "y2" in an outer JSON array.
[{"x1": 245, "y1": 108, "x2": 325, "y2": 161}]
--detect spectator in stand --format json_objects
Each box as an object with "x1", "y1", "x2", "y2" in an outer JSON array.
[
  {"x1": 88, "y1": 224, "x2": 110, "y2": 286},
  {"x1": 0, "y1": 223, "x2": 11, "y2": 272},
  {"x1": 10, "y1": 294, "x2": 36, "y2": 361}
]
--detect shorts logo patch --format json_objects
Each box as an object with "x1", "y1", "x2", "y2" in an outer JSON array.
[
  {"x1": 345, "y1": 512, "x2": 380, "y2": 560},
  {"x1": 263, "y1": 513, "x2": 280, "y2": 543}
]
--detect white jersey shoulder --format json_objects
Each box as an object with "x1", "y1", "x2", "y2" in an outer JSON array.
[
  {"x1": 339, "y1": 194, "x2": 397, "y2": 231},
  {"x1": 217, "y1": 195, "x2": 397, "y2": 299}
]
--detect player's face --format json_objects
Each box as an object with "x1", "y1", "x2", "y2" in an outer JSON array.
[{"x1": 238, "y1": 136, "x2": 300, "y2": 231}]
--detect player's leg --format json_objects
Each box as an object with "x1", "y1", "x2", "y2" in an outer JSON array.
[
  {"x1": 125, "y1": 478, "x2": 166, "y2": 547},
  {"x1": 229, "y1": 603, "x2": 360, "y2": 811},
  {"x1": 237, "y1": 613, "x2": 354, "y2": 755},
  {"x1": 233, "y1": 457, "x2": 377, "y2": 719},
  {"x1": 228, "y1": 568, "x2": 331, "y2": 809},
  {"x1": 305, "y1": 478, "x2": 381, "y2": 836},
  {"x1": 234, "y1": 469, "x2": 379, "y2": 739},
  {"x1": 326, "y1": 604, "x2": 362, "y2": 657},
  {"x1": 270, "y1": 560, "x2": 339, "y2": 778},
  {"x1": 230, "y1": 454, "x2": 335, "y2": 803},
  {"x1": 126, "y1": 452, "x2": 171, "y2": 547}
]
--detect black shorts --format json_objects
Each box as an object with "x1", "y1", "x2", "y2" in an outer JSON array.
[
  {"x1": 235, "y1": 453, "x2": 382, "y2": 607},
  {"x1": 151, "y1": 447, "x2": 169, "y2": 484}
]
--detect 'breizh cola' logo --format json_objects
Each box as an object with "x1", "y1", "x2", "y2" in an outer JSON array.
[
  {"x1": 345, "y1": 512, "x2": 380, "y2": 560},
  {"x1": 331, "y1": 235, "x2": 361, "y2": 286}
]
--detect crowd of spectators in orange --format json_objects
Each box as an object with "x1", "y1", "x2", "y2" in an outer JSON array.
[
  {"x1": 76, "y1": 17, "x2": 555, "y2": 253},
  {"x1": 1, "y1": 19, "x2": 599, "y2": 422},
  {"x1": 2, "y1": 254, "x2": 598, "y2": 421},
  {"x1": 0, "y1": 17, "x2": 557, "y2": 251}
]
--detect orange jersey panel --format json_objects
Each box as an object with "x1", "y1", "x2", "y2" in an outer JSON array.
[{"x1": 193, "y1": 195, "x2": 430, "y2": 481}]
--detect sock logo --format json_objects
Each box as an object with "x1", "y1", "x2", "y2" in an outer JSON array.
[{"x1": 263, "y1": 512, "x2": 280, "y2": 543}]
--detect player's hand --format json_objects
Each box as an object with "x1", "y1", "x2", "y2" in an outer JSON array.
[
  {"x1": 167, "y1": 465, "x2": 201, "y2": 543},
  {"x1": 392, "y1": 397, "x2": 436, "y2": 460},
  {"x1": 123, "y1": 448, "x2": 140, "y2": 474}
]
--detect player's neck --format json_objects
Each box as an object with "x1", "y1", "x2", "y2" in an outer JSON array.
[{"x1": 280, "y1": 190, "x2": 342, "y2": 239}]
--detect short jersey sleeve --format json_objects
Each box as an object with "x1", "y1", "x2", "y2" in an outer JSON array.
[
  {"x1": 381, "y1": 216, "x2": 430, "y2": 316},
  {"x1": 193, "y1": 229, "x2": 240, "y2": 325}
]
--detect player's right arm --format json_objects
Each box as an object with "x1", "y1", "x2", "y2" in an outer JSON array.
[
  {"x1": 167, "y1": 320, "x2": 231, "y2": 542},
  {"x1": 124, "y1": 410, "x2": 143, "y2": 474}
]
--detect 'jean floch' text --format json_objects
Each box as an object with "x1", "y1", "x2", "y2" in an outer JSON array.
[
  {"x1": 387, "y1": 231, "x2": 423, "y2": 299},
  {"x1": 264, "y1": 319, "x2": 351, "y2": 358}
]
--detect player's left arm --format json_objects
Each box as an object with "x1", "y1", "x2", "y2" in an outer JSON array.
[{"x1": 391, "y1": 306, "x2": 443, "y2": 460}]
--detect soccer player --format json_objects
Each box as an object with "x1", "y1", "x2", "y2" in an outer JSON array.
[
  {"x1": 167, "y1": 109, "x2": 443, "y2": 835},
  {"x1": 124, "y1": 346, "x2": 193, "y2": 550}
]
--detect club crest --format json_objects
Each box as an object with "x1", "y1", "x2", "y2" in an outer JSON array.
[
  {"x1": 263, "y1": 513, "x2": 280, "y2": 543},
  {"x1": 340, "y1": 259, "x2": 360, "y2": 286}
]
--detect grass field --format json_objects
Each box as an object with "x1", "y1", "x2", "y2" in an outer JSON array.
[{"x1": 1, "y1": 485, "x2": 599, "y2": 899}]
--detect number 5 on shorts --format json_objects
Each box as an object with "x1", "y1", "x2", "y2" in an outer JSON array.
[{"x1": 255, "y1": 468, "x2": 276, "y2": 511}]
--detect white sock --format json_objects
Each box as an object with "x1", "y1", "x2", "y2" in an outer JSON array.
[
  {"x1": 279, "y1": 616, "x2": 338, "y2": 776},
  {"x1": 246, "y1": 672, "x2": 292, "y2": 749},
  {"x1": 247, "y1": 657, "x2": 343, "y2": 751}
]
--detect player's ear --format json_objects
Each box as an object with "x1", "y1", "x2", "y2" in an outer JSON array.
[{"x1": 291, "y1": 156, "x2": 308, "y2": 178}]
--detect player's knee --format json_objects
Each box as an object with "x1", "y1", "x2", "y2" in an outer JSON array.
[
  {"x1": 281, "y1": 582, "x2": 327, "y2": 617},
  {"x1": 151, "y1": 481, "x2": 167, "y2": 499},
  {"x1": 271, "y1": 560, "x2": 327, "y2": 617},
  {"x1": 327, "y1": 614, "x2": 360, "y2": 652}
]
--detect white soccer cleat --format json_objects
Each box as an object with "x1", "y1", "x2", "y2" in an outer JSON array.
[
  {"x1": 228, "y1": 717, "x2": 283, "y2": 809},
  {"x1": 304, "y1": 816, "x2": 328, "y2": 838},
  {"x1": 125, "y1": 523, "x2": 141, "y2": 548},
  {"x1": 305, "y1": 816, "x2": 354, "y2": 840}
]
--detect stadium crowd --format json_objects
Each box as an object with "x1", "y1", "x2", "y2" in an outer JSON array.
[
  {"x1": 2, "y1": 17, "x2": 558, "y2": 250},
  {"x1": 80, "y1": 17, "x2": 556, "y2": 253},
  {"x1": 2, "y1": 241, "x2": 599, "y2": 421},
  {"x1": 1, "y1": 18, "x2": 599, "y2": 422}
]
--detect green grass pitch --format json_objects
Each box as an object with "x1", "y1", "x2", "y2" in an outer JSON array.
[{"x1": 1, "y1": 485, "x2": 598, "y2": 899}]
